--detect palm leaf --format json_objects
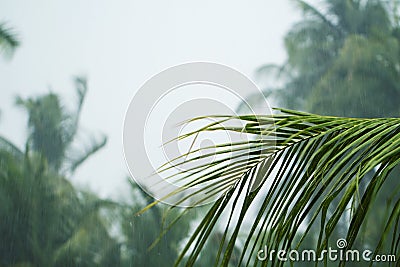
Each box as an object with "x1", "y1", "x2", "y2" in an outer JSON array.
[
  {"x1": 0, "y1": 136, "x2": 23, "y2": 159},
  {"x1": 141, "y1": 108, "x2": 400, "y2": 266},
  {"x1": 65, "y1": 77, "x2": 88, "y2": 145}
]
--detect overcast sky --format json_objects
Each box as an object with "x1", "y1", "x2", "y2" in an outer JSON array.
[{"x1": 0, "y1": 0, "x2": 301, "y2": 199}]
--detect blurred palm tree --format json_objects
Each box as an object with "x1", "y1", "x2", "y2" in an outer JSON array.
[
  {"x1": 0, "y1": 146, "x2": 120, "y2": 267},
  {"x1": 0, "y1": 79, "x2": 117, "y2": 267},
  {"x1": 257, "y1": 0, "x2": 400, "y2": 117},
  {"x1": 15, "y1": 77, "x2": 107, "y2": 174}
]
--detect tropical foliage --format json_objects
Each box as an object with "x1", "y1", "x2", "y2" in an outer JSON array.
[
  {"x1": 259, "y1": 0, "x2": 400, "y2": 118},
  {"x1": 141, "y1": 0, "x2": 400, "y2": 266},
  {"x1": 15, "y1": 77, "x2": 107, "y2": 174},
  {"x1": 0, "y1": 149, "x2": 120, "y2": 267},
  {"x1": 3, "y1": 0, "x2": 400, "y2": 266},
  {"x1": 145, "y1": 109, "x2": 400, "y2": 266},
  {"x1": 0, "y1": 22, "x2": 213, "y2": 265},
  {"x1": 0, "y1": 79, "x2": 120, "y2": 267},
  {"x1": 0, "y1": 80, "x2": 202, "y2": 267}
]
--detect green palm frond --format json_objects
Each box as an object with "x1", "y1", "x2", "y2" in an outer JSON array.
[{"x1": 142, "y1": 109, "x2": 400, "y2": 266}]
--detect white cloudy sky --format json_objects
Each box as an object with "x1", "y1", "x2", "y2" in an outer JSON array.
[{"x1": 0, "y1": 0, "x2": 302, "y2": 198}]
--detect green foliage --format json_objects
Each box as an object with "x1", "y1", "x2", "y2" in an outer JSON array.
[
  {"x1": 0, "y1": 78, "x2": 119, "y2": 266},
  {"x1": 261, "y1": 0, "x2": 400, "y2": 118},
  {"x1": 16, "y1": 77, "x2": 107, "y2": 173},
  {"x1": 308, "y1": 33, "x2": 400, "y2": 117},
  {"x1": 0, "y1": 148, "x2": 120, "y2": 267},
  {"x1": 252, "y1": 2, "x2": 400, "y2": 266},
  {"x1": 16, "y1": 94, "x2": 67, "y2": 170},
  {"x1": 144, "y1": 109, "x2": 400, "y2": 266},
  {"x1": 1, "y1": 83, "x2": 203, "y2": 266},
  {"x1": 186, "y1": 232, "x2": 244, "y2": 267},
  {"x1": 118, "y1": 180, "x2": 194, "y2": 267}
]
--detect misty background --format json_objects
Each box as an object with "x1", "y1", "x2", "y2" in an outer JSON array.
[{"x1": 0, "y1": 0, "x2": 300, "y2": 198}]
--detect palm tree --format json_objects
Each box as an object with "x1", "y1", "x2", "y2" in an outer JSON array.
[
  {"x1": 258, "y1": 0, "x2": 400, "y2": 118},
  {"x1": 141, "y1": 109, "x2": 400, "y2": 266},
  {"x1": 15, "y1": 77, "x2": 107, "y2": 174},
  {"x1": 0, "y1": 146, "x2": 120, "y2": 267},
  {"x1": 0, "y1": 22, "x2": 19, "y2": 58},
  {"x1": 0, "y1": 80, "x2": 117, "y2": 266}
]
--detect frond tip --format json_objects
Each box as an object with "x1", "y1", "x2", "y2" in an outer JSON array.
[
  {"x1": 142, "y1": 109, "x2": 400, "y2": 266},
  {"x1": 0, "y1": 22, "x2": 19, "y2": 58}
]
